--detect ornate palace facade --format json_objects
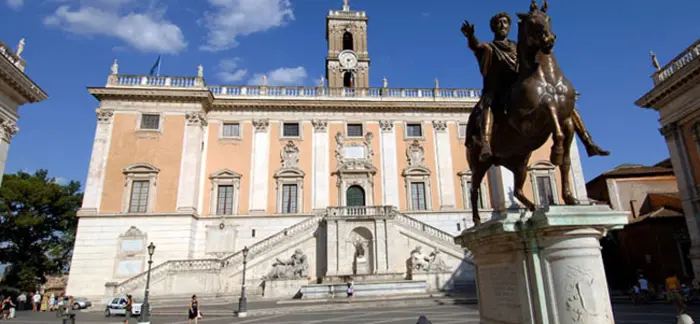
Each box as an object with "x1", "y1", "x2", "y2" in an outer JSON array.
[
  {"x1": 0, "y1": 39, "x2": 48, "y2": 186},
  {"x1": 66, "y1": 2, "x2": 589, "y2": 300},
  {"x1": 636, "y1": 39, "x2": 700, "y2": 279}
]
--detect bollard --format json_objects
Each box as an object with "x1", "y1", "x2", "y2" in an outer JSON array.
[{"x1": 417, "y1": 315, "x2": 431, "y2": 324}]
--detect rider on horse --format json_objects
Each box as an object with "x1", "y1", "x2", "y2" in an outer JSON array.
[{"x1": 462, "y1": 13, "x2": 608, "y2": 161}]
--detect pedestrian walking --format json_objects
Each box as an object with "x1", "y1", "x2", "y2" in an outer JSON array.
[
  {"x1": 188, "y1": 295, "x2": 200, "y2": 324},
  {"x1": 638, "y1": 274, "x2": 649, "y2": 304},
  {"x1": 666, "y1": 270, "x2": 687, "y2": 315},
  {"x1": 123, "y1": 295, "x2": 133, "y2": 324},
  {"x1": 347, "y1": 280, "x2": 355, "y2": 302}
]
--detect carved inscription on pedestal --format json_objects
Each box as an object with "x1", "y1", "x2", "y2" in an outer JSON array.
[{"x1": 477, "y1": 264, "x2": 520, "y2": 323}]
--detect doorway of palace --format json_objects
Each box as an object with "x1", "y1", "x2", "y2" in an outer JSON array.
[
  {"x1": 346, "y1": 185, "x2": 366, "y2": 207},
  {"x1": 349, "y1": 226, "x2": 374, "y2": 275}
]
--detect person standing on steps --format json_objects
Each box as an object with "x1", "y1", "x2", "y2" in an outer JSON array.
[{"x1": 188, "y1": 295, "x2": 200, "y2": 324}]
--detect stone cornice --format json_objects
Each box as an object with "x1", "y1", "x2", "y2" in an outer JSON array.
[
  {"x1": 88, "y1": 87, "x2": 214, "y2": 106},
  {"x1": 210, "y1": 99, "x2": 473, "y2": 112},
  {"x1": 635, "y1": 56, "x2": 700, "y2": 109},
  {"x1": 0, "y1": 55, "x2": 48, "y2": 104}
]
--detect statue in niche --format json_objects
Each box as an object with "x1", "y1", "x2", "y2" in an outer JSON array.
[
  {"x1": 335, "y1": 131, "x2": 345, "y2": 162},
  {"x1": 406, "y1": 140, "x2": 425, "y2": 167},
  {"x1": 281, "y1": 141, "x2": 300, "y2": 169},
  {"x1": 352, "y1": 239, "x2": 369, "y2": 275},
  {"x1": 263, "y1": 249, "x2": 309, "y2": 280}
]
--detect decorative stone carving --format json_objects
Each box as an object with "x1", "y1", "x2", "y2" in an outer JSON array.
[
  {"x1": 335, "y1": 131, "x2": 345, "y2": 163},
  {"x1": 96, "y1": 109, "x2": 114, "y2": 124},
  {"x1": 406, "y1": 140, "x2": 426, "y2": 167},
  {"x1": 659, "y1": 123, "x2": 678, "y2": 138},
  {"x1": 408, "y1": 246, "x2": 451, "y2": 274},
  {"x1": 111, "y1": 59, "x2": 118, "y2": 75},
  {"x1": 434, "y1": 77, "x2": 439, "y2": 89},
  {"x1": 16, "y1": 38, "x2": 25, "y2": 58},
  {"x1": 121, "y1": 226, "x2": 145, "y2": 238},
  {"x1": 425, "y1": 249, "x2": 451, "y2": 272},
  {"x1": 379, "y1": 120, "x2": 393, "y2": 132},
  {"x1": 565, "y1": 264, "x2": 611, "y2": 322},
  {"x1": 186, "y1": 112, "x2": 207, "y2": 126},
  {"x1": 409, "y1": 246, "x2": 430, "y2": 271},
  {"x1": 253, "y1": 119, "x2": 269, "y2": 132},
  {"x1": 432, "y1": 120, "x2": 448, "y2": 132},
  {"x1": 0, "y1": 119, "x2": 19, "y2": 143},
  {"x1": 263, "y1": 249, "x2": 309, "y2": 280},
  {"x1": 364, "y1": 132, "x2": 374, "y2": 159},
  {"x1": 281, "y1": 141, "x2": 300, "y2": 169},
  {"x1": 197, "y1": 64, "x2": 204, "y2": 78},
  {"x1": 383, "y1": 77, "x2": 388, "y2": 88},
  {"x1": 312, "y1": 119, "x2": 328, "y2": 132}
]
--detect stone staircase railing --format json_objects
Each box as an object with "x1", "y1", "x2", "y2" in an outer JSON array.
[
  {"x1": 109, "y1": 215, "x2": 325, "y2": 295},
  {"x1": 394, "y1": 212, "x2": 460, "y2": 248}
]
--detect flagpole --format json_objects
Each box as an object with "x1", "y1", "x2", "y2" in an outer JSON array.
[{"x1": 157, "y1": 55, "x2": 161, "y2": 77}]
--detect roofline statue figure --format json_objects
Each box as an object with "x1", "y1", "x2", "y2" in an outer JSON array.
[{"x1": 462, "y1": 0, "x2": 610, "y2": 226}]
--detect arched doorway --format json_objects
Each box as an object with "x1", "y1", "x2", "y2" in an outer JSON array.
[{"x1": 346, "y1": 185, "x2": 365, "y2": 207}]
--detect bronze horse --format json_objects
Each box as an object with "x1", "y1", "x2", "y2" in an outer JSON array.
[{"x1": 467, "y1": 0, "x2": 579, "y2": 225}]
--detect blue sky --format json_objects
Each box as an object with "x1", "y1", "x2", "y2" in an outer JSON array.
[{"x1": 1, "y1": 0, "x2": 699, "y2": 188}]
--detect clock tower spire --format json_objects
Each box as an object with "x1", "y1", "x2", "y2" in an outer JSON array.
[{"x1": 325, "y1": 1, "x2": 369, "y2": 88}]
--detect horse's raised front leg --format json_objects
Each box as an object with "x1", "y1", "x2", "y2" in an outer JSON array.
[
  {"x1": 547, "y1": 103, "x2": 565, "y2": 166},
  {"x1": 507, "y1": 157, "x2": 536, "y2": 211},
  {"x1": 560, "y1": 117, "x2": 579, "y2": 205}
]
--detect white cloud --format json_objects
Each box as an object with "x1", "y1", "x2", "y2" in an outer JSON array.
[
  {"x1": 6, "y1": 0, "x2": 22, "y2": 10},
  {"x1": 44, "y1": 2, "x2": 186, "y2": 54},
  {"x1": 216, "y1": 58, "x2": 248, "y2": 82},
  {"x1": 248, "y1": 66, "x2": 307, "y2": 86},
  {"x1": 200, "y1": 0, "x2": 294, "y2": 52},
  {"x1": 53, "y1": 177, "x2": 69, "y2": 185}
]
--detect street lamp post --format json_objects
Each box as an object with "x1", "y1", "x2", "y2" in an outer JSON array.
[
  {"x1": 139, "y1": 242, "x2": 156, "y2": 324},
  {"x1": 237, "y1": 246, "x2": 249, "y2": 318}
]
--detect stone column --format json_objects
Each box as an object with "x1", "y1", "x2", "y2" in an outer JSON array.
[
  {"x1": 249, "y1": 119, "x2": 270, "y2": 214},
  {"x1": 488, "y1": 166, "x2": 517, "y2": 212},
  {"x1": 373, "y1": 219, "x2": 388, "y2": 273},
  {"x1": 661, "y1": 123, "x2": 700, "y2": 279},
  {"x1": 176, "y1": 112, "x2": 207, "y2": 214},
  {"x1": 432, "y1": 120, "x2": 456, "y2": 210},
  {"x1": 568, "y1": 138, "x2": 590, "y2": 203},
  {"x1": 455, "y1": 205, "x2": 628, "y2": 324},
  {"x1": 312, "y1": 120, "x2": 330, "y2": 211},
  {"x1": 78, "y1": 109, "x2": 112, "y2": 215},
  {"x1": 379, "y1": 120, "x2": 400, "y2": 207}
]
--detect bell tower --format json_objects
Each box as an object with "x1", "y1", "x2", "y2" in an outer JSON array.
[{"x1": 325, "y1": 0, "x2": 369, "y2": 88}]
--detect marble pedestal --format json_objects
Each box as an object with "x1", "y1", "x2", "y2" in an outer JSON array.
[{"x1": 455, "y1": 205, "x2": 628, "y2": 324}]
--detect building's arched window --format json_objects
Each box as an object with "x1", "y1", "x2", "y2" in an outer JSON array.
[
  {"x1": 528, "y1": 161, "x2": 559, "y2": 207},
  {"x1": 122, "y1": 163, "x2": 159, "y2": 213},
  {"x1": 343, "y1": 72, "x2": 353, "y2": 88},
  {"x1": 343, "y1": 32, "x2": 354, "y2": 51}
]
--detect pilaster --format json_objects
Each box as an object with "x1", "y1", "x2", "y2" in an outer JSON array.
[
  {"x1": 432, "y1": 120, "x2": 456, "y2": 210},
  {"x1": 568, "y1": 138, "x2": 589, "y2": 203},
  {"x1": 176, "y1": 112, "x2": 207, "y2": 214},
  {"x1": 312, "y1": 120, "x2": 330, "y2": 211},
  {"x1": 379, "y1": 120, "x2": 400, "y2": 207},
  {"x1": 488, "y1": 166, "x2": 517, "y2": 212},
  {"x1": 0, "y1": 119, "x2": 17, "y2": 188},
  {"x1": 78, "y1": 109, "x2": 113, "y2": 215},
  {"x1": 249, "y1": 119, "x2": 270, "y2": 214}
]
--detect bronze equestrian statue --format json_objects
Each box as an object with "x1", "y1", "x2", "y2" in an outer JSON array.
[{"x1": 463, "y1": 0, "x2": 609, "y2": 226}]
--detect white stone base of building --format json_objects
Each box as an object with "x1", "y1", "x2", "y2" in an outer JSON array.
[{"x1": 455, "y1": 205, "x2": 628, "y2": 324}]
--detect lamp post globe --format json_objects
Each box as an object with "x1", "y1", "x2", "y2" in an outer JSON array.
[
  {"x1": 139, "y1": 242, "x2": 156, "y2": 323},
  {"x1": 237, "y1": 246, "x2": 249, "y2": 318}
]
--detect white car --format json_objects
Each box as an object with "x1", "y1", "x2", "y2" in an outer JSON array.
[{"x1": 104, "y1": 296, "x2": 150, "y2": 317}]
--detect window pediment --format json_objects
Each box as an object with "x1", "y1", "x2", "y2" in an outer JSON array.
[
  {"x1": 275, "y1": 168, "x2": 306, "y2": 179},
  {"x1": 528, "y1": 160, "x2": 556, "y2": 171},
  {"x1": 402, "y1": 165, "x2": 431, "y2": 177},
  {"x1": 120, "y1": 226, "x2": 145, "y2": 239},
  {"x1": 210, "y1": 169, "x2": 243, "y2": 180},
  {"x1": 123, "y1": 163, "x2": 160, "y2": 175}
]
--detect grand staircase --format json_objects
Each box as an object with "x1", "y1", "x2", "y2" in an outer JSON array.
[{"x1": 105, "y1": 206, "x2": 473, "y2": 303}]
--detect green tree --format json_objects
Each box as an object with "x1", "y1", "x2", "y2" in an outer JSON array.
[{"x1": 0, "y1": 170, "x2": 82, "y2": 291}]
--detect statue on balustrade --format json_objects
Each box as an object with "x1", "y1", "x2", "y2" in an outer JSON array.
[
  {"x1": 263, "y1": 249, "x2": 309, "y2": 280},
  {"x1": 461, "y1": 0, "x2": 611, "y2": 226}
]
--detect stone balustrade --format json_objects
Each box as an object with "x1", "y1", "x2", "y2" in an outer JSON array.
[
  {"x1": 653, "y1": 39, "x2": 700, "y2": 86},
  {"x1": 105, "y1": 74, "x2": 480, "y2": 101},
  {"x1": 0, "y1": 41, "x2": 26, "y2": 72},
  {"x1": 327, "y1": 205, "x2": 396, "y2": 219},
  {"x1": 395, "y1": 213, "x2": 456, "y2": 246}
]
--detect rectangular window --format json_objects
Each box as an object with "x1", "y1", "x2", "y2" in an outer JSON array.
[
  {"x1": 282, "y1": 184, "x2": 298, "y2": 214},
  {"x1": 347, "y1": 124, "x2": 363, "y2": 137},
  {"x1": 222, "y1": 123, "x2": 240, "y2": 138},
  {"x1": 536, "y1": 176, "x2": 555, "y2": 206},
  {"x1": 410, "y1": 182, "x2": 427, "y2": 210},
  {"x1": 459, "y1": 124, "x2": 467, "y2": 138},
  {"x1": 466, "y1": 181, "x2": 484, "y2": 209},
  {"x1": 129, "y1": 180, "x2": 149, "y2": 213},
  {"x1": 140, "y1": 114, "x2": 160, "y2": 130},
  {"x1": 406, "y1": 123, "x2": 422, "y2": 138},
  {"x1": 283, "y1": 123, "x2": 300, "y2": 137},
  {"x1": 216, "y1": 185, "x2": 234, "y2": 215}
]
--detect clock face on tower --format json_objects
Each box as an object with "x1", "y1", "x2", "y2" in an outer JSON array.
[{"x1": 338, "y1": 50, "x2": 358, "y2": 69}]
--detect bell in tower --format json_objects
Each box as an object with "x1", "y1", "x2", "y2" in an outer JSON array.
[{"x1": 325, "y1": 0, "x2": 369, "y2": 88}]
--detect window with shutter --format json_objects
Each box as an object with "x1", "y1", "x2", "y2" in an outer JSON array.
[
  {"x1": 346, "y1": 186, "x2": 365, "y2": 207},
  {"x1": 222, "y1": 123, "x2": 240, "y2": 137},
  {"x1": 410, "y1": 182, "x2": 427, "y2": 210},
  {"x1": 129, "y1": 180, "x2": 149, "y2": 213},
  {"x1": 140, "y1": 114, "x2": 160, "y2": 130},
  {"x1": 282, "y1": 184, "x2": 298, "y2": 213},
  {"x1": 216, "y1": 185, "x2": 234, "y2": 215}
]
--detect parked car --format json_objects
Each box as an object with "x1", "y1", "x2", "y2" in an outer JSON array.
[
  {"x1": 104, "y1": 296, "x2": 150, "y2": 317},
  {"x1": 71, "y1": 297, "x2": 92, "y2": 310}
]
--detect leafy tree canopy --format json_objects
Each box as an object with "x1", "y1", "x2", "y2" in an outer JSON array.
[{"x1": 0, "y1": 170, "x2": 82, "y2": 291}]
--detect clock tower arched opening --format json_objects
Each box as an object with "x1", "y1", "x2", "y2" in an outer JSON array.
[
  {"x1": 343, "y1": 72, "x2": 353, "y2": 88},
  {"x1": 343, "y1": 32, "x2": 354, "y2": 51}
]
